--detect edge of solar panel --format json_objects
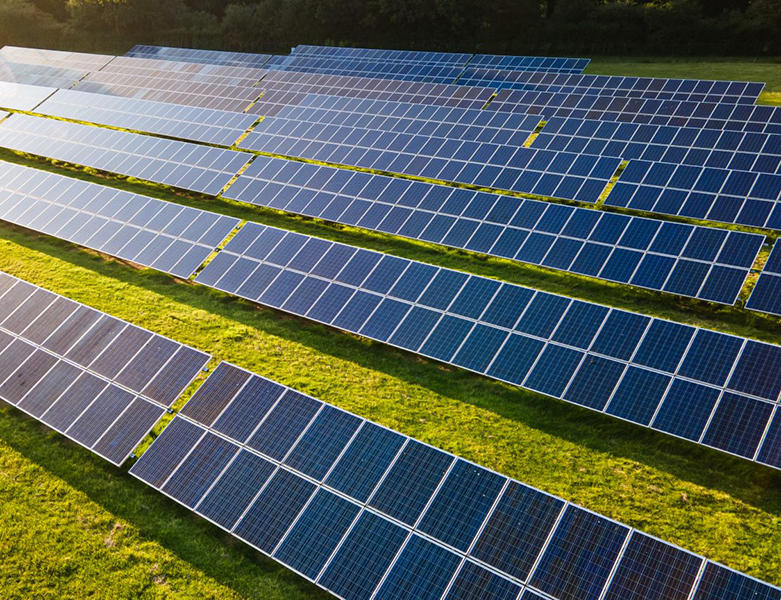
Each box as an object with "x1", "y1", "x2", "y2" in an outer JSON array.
[
  {"x1": 0, "y1": 81, "x2": 56, "y2": 111},
  {"x1": 0, "y1": 271, "x2": 212, "y2": 465},
  {"x1": 125, "y1": 45, "x2": 274, "y2": 69},
  {"x1": 469, "y1": 54, "x2": 591, "y2": 74},
  {"x1": 289, "y1": 45, "x2": 473, "y2": 66},
  {"x1": 746, "y1": 242, "x2": 781, "y2": 316},
  {"x1": 129, "y1": 360, "x2": 781, "y2": 600}
]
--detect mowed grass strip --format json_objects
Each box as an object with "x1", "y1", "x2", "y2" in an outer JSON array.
[{"x1": 0, "y1": 223, "x2": 779, "y2": 597}]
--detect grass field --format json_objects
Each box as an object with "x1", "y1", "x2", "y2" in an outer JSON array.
[{"x1": 1, "y1": 58, "x2": 781, "y2": 599}]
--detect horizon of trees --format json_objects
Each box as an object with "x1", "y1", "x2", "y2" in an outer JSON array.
[{"x1": 1, "y1": 0, "x2": 780, "y2": 58}]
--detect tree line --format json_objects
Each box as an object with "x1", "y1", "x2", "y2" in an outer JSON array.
[{"x1": 1, "y1": 0, "x2": 780, "y2": 58}]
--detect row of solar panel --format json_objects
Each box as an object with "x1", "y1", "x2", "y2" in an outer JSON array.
[
  {"x1": 0, "y1": 271, "x2": 210, "y2": 464},
  {"x1": 131, "y1": 360, "x2": 781, "y2": 600},
  {"x1": 239, "y1": 114, "x2": 621, "y2": 203},
  {"x1": 126, "y1": 45, "x2": 274, "y2": 69},
  {"x1": 193, "y1": 222, "x2": 781, "y2": 468},
  {"x1": 225, "y1": 155, "x2": 763, "y2": 305},
  {"x1": 0, "y1": 45, "x2": 115, "y2": 71},
  {"x1": 0, "y1": 80, "x2": 55, "y2": 111},
  {"x1": 747, "y1": 243, "x2": 781, "y2": 316},
  {"x1": 0, "y1": 161, "x2": 240, "y2": 279},
  {"x1": 290, "y1": 45, "x2": 475, "y2": 66},
  {"x1": 0, "y1": 114, "x2": 253, "y2": 195},
  {"x1": 36, "y1": 89, "x2": 260, "y2": 147}
]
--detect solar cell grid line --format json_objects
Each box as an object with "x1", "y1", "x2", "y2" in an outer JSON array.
[
  {"x1": 605, "y1": 159, "x2": 781, "y2": 230},
  {"x1": 194, "y1": 221, "x2": 781, "y2": 470},
  {"x1": 0, "y1": 161, "x2": 241, "y2": 279},
  {"x1": 0, "y1": 81, "x2": 56, "y2": 111},
  {"x1": 457, "y1": 70, "x2": 765, "y2": 105},
  {"x1": 485, "y1": 89, "x2": 781, "y2": 136},
  {"x1": 746, "y1": 242, "x2": 781, "y2": 316},
  {"x1": 129, "y1": 361, "x2": 781, "y2": 600},
  {"x1": 289, "y1": 45, "x2": 474, "y2": 66},
  {"x1": 224, "y1": 154, "x2": 764, "y2": 305},
  {"x1": 35, "y1": 89, "x2": 260, "y2": 147},
  {"x1": 237, "y1": 114, "x2": 621, "y2": 204},
  {"x1": 0, "y1": 60, "x2": 91, "y2": 89},
  {"x1": 0, "y1": 46, "x2": 116, "y2": 71},
  {"x1": 266, "y1": 55, "x2": 467, "y2": 85},
  {"x1": 125, "y1": 45, "x2": 274, "y2": 69},
  {"x1": 468, "y1": 55, "x2": 590, "y2": 75},
  {"x1": 0, "y1": 270, "x2": 211, "y2": 465},
  {"x1": 530, "y1": 116, "x2": 781, "y2": 175},
  {"x1": 0, "y1": 114, "x2": 253, "y2": 196}
]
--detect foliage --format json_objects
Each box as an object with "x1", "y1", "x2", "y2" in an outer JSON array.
[{"x1": 0, "y1": 0, "x2": 65, "y2": 49}]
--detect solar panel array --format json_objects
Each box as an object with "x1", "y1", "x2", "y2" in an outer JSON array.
[
  {"x1": 486, "y1": 88, "x2": 781, "y2": 135},
  {"x1": 238, "y1": 111, "x2": 620, "y2": 203},
  {"x1": 606, "y1": 159, "x2": 781, "y2": 230},
  {"x1": 225, "y1": 155, "x2": 763, "y2": 304},
  {"x1": 747, "y1": 243, "x2": 781, "y2": 316},
  {"x1": 532, "y1": 116, "x2": 781, "y2": 174},
  {"x1": 458, "y1": 70, "x2": 765, "y2": 104},
  {"x1": 290, "y1": 45, "x2": 473, "y2": 65},
  {"x1": 0, "y1": 46, "x2": 115, "y2": 71},
  {"x1": 126, "y1": 45, "x2": 273, "y2": 69},
  {"x1": 0, "y1": 270, "x2": 210, "y2": 465},
  {"x1": 469, "y1": 54, "x2": 590, "y2": 74},
  {"x1": 250, "y1": 71, "x2": 495, "y2": 117},
  {"x1": 0, "y1": 58, "x2": 90, "y2": 89},
  {"x1": 195, "y1": 222, "x2": 781, "y2": 469},
  {"x1": 74, "y1": 56, "x2": 266, "y2": 112},
  {"x1": 0, "y1": 161, "x2": 240, "y2": 278},
  {"x1": 131, "y1": 360, "x2": 781, "y2": 600},
  {"x1": 36, "y1": 89, "x2": 259, "y2": 146},
  {"x1": 0, "y1": 114, "x2": 253, "y2": 195},
  {"x1": 0, "y1": 80, "x2": 55, "y2": 111}
]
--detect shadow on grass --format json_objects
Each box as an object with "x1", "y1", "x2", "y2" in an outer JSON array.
[
  {"x1": 3, "y1": 224, "x2": 780, "y2": 522},
  {"x1": 0, "y1": 405, "x2": 330, "y2": 600}
]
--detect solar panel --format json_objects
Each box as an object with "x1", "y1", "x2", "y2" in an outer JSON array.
[
  {"x1": 0, "y1": 46, "x2": 115, "y2": 71},
  {"x1": 746, "y1": 242, "x2": 781, "y2": 316},
  {"x1": 0, "y1": 270, "x2": 210, "y2": 464},
  {"x1": 126, "y1": 45, "x2": 273, "y2": 69},
  {"x1": 194, "y1": 221, "x2": 781, "y2": 469},
  {"x1": 605, "y1": 159, "x2": 781, "y2": 230},
  {"x1": 290, "y1": 45, "x2": 473, "y2": 66},
  {"x1": 0, "y1": 81, "x2": 56, "y2": 110},
  {"x1": 225, "y1": 154, "x2": 763, "y2": 305},
  {"x1": 74, "y1": 56, "x2": 266, "y2": 112},
  {"x1": 532, "y1": 116, "x2": 781, "y2": 175},
  {"x1": 486, "y1": 89, "x2": 781, "y2": 135},
  {"x1": 0, "y1": 161, "x2": 241, "y2": 279},
  {"x1": 130, "y1": 360, "x2": 781, "y2": 599},
  {"x1": 0, "y1": 59, "x2": 89, "y2": 89},
  {"x1": 0, "y1": 114, "x2": 253, "y2": 195},
  {"x1": 36, "y1": 89, "x2": 259, "y2": 146},
  {"x1": 237, "y1": 112, "x2": 620, "y2": 203},
  {"x1": 469, "y1": 54, "x2": 590, "y2": 74},
  {"x1": 458, "y1": 69, "x2": 765, "y2": 104},
  {"x1": 266, "y1": 55, "x2": 466, "y2": 85}
]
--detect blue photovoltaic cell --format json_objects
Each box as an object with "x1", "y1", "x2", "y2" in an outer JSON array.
[
  {"x1": 603, "y1": 533, "x2": 702, "y2": 600},
  {"x1": 700, "y1": 393, "x2": 774, "y2": 458},
  {"x1": 748, "y1": 244, "x2": 781, "y2": 316},
  {"x1": 530, "y1": 506, "x2": 630, "y2": 600},
  {"x1": 756, "y1": 411, "x2": 781, "y2": 469},
  {"x1": 469, "y1": 54, "x2": 589, "y2": 74},
  {"x1": 693, "y1": 562, "x2": 781, "y2": 600},
  {"x1": 444, "y1": 561, "x2": 522, "y2": 600},
  {"x1": 605, "y1": 367, "x2": 671, "y2": 426},
  {"x1": 652, "y1": 380, "x2": 721, "y2": 442},
  {"x1": 246, "y1": 390, "x2": 322, "y2": 460},
  {"x1": 36, "y1": 89, "x2": 260, "y2": 146},
  {"x1": 0, "y1": 161, "x2": 240, "y2": 279},
  {"x1": 0, "y1": 114, "x2": 252, "y2": 195}
]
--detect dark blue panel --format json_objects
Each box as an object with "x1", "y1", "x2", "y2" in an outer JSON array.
[
  {"x1": 246, "y1": 391, "x2": 321, "y2": 460},
  {"x1": 530, "y1": 506, "x2": 630, "y2": 600},
  {"x1": 603, "y1": 533, "x2": 702, "y2": 600},
  {"x1": 284, "y1": 405, "x2": 362, "y2": 480},
  {"x1": 369, "y1": 440, "x2": 454, "y2": 526},
  {"x1": 274, "y1": 490, "x2": 360, "y2": 580},
  {"x1": 698, "y1": 266, "x2": 747, "y2": 305},
  {"x1": 757, "y1": 410, "x2": 781, "y2": 469},
  {"x1": 443, "y1": 561, "x2": 522, "y2": 600},
  {"x1": 663, "y1": 260, "x2": 709, "y2": 297},
  {"x1": 633, "y1": 320, "x2": 694, "y2": 373},
  {"x1": 375, "y1": 535, "x2": 461, "y2": 600},
  {"x1": 487, "y1": 334, "x2": 545, "y2": 385},
  {"x1": 678, "y1": 330, "x2": 743, "y2": 386},
  {"x1": 606, "y1": 367, "x2": 671, "y2": 425},
  {"x1": 162, "y1": 432, "x2": 238, "y2": 508},
  {"x1": 418, "y1": 459, "x2": 506, "y2": 551},
  {"x1": 417, "y1": 270, "x2": 469, "y2": 310},
  {"x1": 389, "y1": 306, "x2": 441, "y2": 351},
  {"x1": 332, "y1": 291, "x2": 382, "y2": 331},
  {"x1": 453, "y1": 325, "x2": 509, "y2": 373},
  {"x1": 701, "y1": 393, "x2": 774, "y2": 458},
  {"x1": 449, "y1": 277, "x2": 502, "y2": 320},
  {"x1": 197, "y1": 450, "x2": 276, "y2": 530},
  {"x1": 564, "y1": 356, "x2": 626, "y2": 410},
  {"x1": 129, "y1": 418, "x2": 204, "y2": 488},
  {"x1": 652, "y1": 380, "x2": 720, "y2": 442},
  {"x1": 481, "y1": 285, "x2": 535, "y2": 329},
  {"x1": 471, "y1": 480, "x2": 565, "y2": 581},
  {"x1": 590, "y1": 311, "x2": 650, "y2": 361},
  {"x1": 389, "y1": 262, "x2": 438, "y2": 302},
  {"x1": 552, "y1": 302, "x2": 609, "y2": 349},
  {"x1": 727, "y1": 341, "x2": 781, "y2": 401},
  {"x1": 325, "y1": 422, "x2": 406, "y2": 502},
  {"x1": 307, "y1": 284, "x2": 356, "y2": 323},
  {"x1": 319, "y1": 511, "x2": 409, "y2": 600},
  {"x1": 212, "y1": 376, "x2": 286, "y2": 443},
  {"x1": 420, "y1": 315, "x2": 474, "y2": 362},
  {"x1": 693, "y1": 563, "x2": 781, "y2": 600},
  {"x1": 516, "y1": 293, "x2": 570, "y2": 338},
  {"x1": 233, "y1": 469, "x2": 316, "y2": 553},
  {"x1": 525, "y1": 344, "x2": 584, "y2": 397},
  {"x1": 747, "y1": 274, "x2": 781, "y2": 316},
  {"x1": 360, "y1": 298, "x2": 411, "y2": 341}
]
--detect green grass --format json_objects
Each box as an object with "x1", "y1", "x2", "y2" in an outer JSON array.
[{"x1": 1, "y1": 57, "x2": 781, "y2": 598}]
